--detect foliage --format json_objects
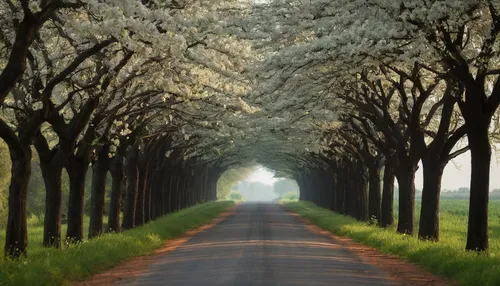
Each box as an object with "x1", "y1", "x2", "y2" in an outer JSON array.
[
  {"x1": 229, "y1": 191, "x2": 244, "y2": 201},
  {"x1": 286, "y1": 201, "x2": 500, "y2": 286},
  {"x1": 216, "y1": 167, "x2": 252, "y2": 199},
  {"x1": 0, "y1": 0, "x2": 498, "y2": 259},
  {"x1": 0, "y1": 201, "x2": 234, "y2": 285},
  {"x1": 280, "y1": 191, "x2": 299, "y2": 201},
  {"x1": 273, "y1": 179, "x2": 299, "y2": 197}
]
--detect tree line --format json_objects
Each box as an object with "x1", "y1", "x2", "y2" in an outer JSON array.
[
  {"x1": 0, "y1": 0, "x2": 251, "y2": 258},
  {"x1": 254, "y1": 0, "x2": 500, "y2": 253},
  {"x1": 2, "y1": 0, "x2": 499, "y2": 261}
]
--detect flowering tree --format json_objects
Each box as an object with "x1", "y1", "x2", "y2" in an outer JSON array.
[{"x1": 1, "y1": 0, "x2": 499, "y2": 258}]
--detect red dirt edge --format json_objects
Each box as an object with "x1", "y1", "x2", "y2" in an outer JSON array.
[
  {"x1": 287, "y1": 211, "x2": 455, "y2": 286},
  {"x1": 72, "y1": 204, "x2": 238, "y2": 286}
]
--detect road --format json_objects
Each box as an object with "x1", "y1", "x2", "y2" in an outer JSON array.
[{"x1": 119, "y1": 203, "x2": 399, "y2": 286}]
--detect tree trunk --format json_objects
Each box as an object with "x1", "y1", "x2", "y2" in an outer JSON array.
[
  {"x1": 357, "y1": 169, "x2": 368, "y2": 221},
  {"x1": 122, "y1": 145, "x2": 139, "y2": 230},
  {"x1": 41, "y1": 164, "x2": 63, "y2": 248},
  {"x1": 135, "y1": 167, "x2": 148, "y2": 226},
  {"x1": 4, "y1": 145, "x2": 31, "y2": 258},
  {"x1": 335, "y1": 167, "x2": 346, "y2": 214},
  {"x1": 64, "y1": 126, "x2": 94, "y2": 242},
  {"x1": 175, "y1": 174, "x2": 186, "y2": 212},
  {"x1": 419, "y1": 156, "x2": 445, "y2": 241},
  {"x1": 0, "y1": 13, "x2": 41, "y2": 102},
  {"x1": 34, "y1": 133, "x2": 65, "y2": 248},
  {"x1": 368, "y1": 163, "x2": 382, "y2": 224},
  {"x1": 88, "y1": 146, "x2": 109, "y2": 239},
  {"x1": 343, "y1": 167, "x2": 352, "y2": 216},
  {"x1": 395, "y1": 162, "x2": 416, "y2": 235},
  {"x1": 466, "y1": 126, "x2": 490, "y2": 251},
  {"x1": 176, "y1": 174, "x2": 181, "y2": 212},
  {"x1": 381, "y1": 158, "x2": 395, "y2": 227},
  {"x1": 158, "y1": 165, "x2": 169, "y2": 217},
  {"x1": 144, "y1": 168, "x2": 154, "y2": 222},
  {"x1": 180, "y1": 176, "x2": 188, "y2": 209},
  {"x1": 165, "y1": 169, "x2": 174, "y2": 214},
  {"x1": 108, "y1": 155, "x2": 124, "y2": 233},
  {"x1": 66, "y1": 159, "x2": 88, "y2": 242}
]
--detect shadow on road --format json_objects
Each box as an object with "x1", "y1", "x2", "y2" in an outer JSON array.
[{"x1": 120, "y1": 203, "x2": 398, "y2": 286}]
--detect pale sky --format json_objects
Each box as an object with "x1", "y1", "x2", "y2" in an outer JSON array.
[
  {"x1": 415, "y1": 150, "x2": 500, "y2": 191},
  {"x1": 246, "y1": 166, "x2": 279, "y2": 185}
]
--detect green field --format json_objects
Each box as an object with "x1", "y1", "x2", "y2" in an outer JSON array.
[
  {"x1": 0, "y1": 201, "x2": 234, "y2": 286},
  {"x1": 285, "y1": 200, "x2": 500, "y2": 286}
]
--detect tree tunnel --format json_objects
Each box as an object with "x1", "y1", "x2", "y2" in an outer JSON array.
[
  {"x1": 216, "y1": 165, "x2": 300, "y2": 202},
  {"x1": 1, "y1": 0, "x2": 498, "y2": 260}
]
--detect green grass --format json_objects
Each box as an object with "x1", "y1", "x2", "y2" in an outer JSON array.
[
  {"x1": 0, "y1": 214, "x2": 112, "y2": 254},
  {"x1": 285, "y1": 200, "x2": 500, "y2": 286},
  {"x1": 0, "y1": 201, "x2": 234, "y2": 286}
]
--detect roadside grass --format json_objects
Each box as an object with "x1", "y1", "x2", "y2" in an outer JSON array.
[
  {"x1": 0, "y1": 213, "x2": 111, "y2": 256},
  {"x1": 285, "y1": 200, "x2": 500, "y2": 286},
  {"x1": 0, "y1": 201, "x2": 234, "y2": 286},
  {"x1": 280, "y1": 199, "x2": 299, "y2": 203}
]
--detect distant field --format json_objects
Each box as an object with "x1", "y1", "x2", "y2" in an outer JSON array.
[{"x1": 286, "y1": 200, "x2": 500, "y2": 286}]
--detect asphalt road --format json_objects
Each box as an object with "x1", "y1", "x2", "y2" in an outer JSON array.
[{"x1": 119, "y1": 203, "x2": 400, "y2": 286}]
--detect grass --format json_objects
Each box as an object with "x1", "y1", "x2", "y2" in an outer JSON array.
[
  {"x1": 0, "y1": 201, "x2": 234, "y2": 286},
  {"x1": 0, "y1": 213, "x2": 111, "y2": 254},
  {"x1": 285, "y1": 200, "x2": 500, "y2": 286}
]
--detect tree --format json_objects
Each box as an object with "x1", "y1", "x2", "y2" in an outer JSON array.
[
  {"x1": 216, "y1": 167, "x2": 252, "y2": 199},
  {"x1": 273, "y1": 179, "x2": 299, "y2": 198}
]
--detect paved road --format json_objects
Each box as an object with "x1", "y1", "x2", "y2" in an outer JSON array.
[{"x1": 120, "y1": 203, "x2": 399, "y2": 286}]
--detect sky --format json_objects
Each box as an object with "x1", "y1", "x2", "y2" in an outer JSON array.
[
  {"x1": 244, "y1": 150, "x2": 500, "y2": 191},
  {"x1": 415, "y1": 150, "x2": 500, "y2": 191},
  {"x1": 246, "y1": 166, "x2": 279, "y2": 185}
]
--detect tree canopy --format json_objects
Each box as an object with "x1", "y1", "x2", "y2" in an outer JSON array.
[{"x1": 1, "y1": 0, "x2": 499, "y2": 257}]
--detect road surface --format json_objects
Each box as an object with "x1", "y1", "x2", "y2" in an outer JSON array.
[{"x1": 120, "y1": 203, "x2": 399, "y2": 285}]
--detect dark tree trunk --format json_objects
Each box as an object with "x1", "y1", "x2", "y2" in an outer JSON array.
[
  {"x1": 135, "y1": 167, "x2": 148, "y2": 226},
  {"x1": 122, "y1": 145, "x2": 139, "y2": 230},
  {"x1": 0, "y1": 13, "x2": 42, "y2": 101},
  {"x1": 418, "y1": 156, "x2": 445, "y2": 241},
  {"x1": 65, "y1": 159, "x2": 89, "y2": 242},
  {"x1": 174, "y1": 175, "x2": 181, "y2": 212},
  {"x1": 144, "y1": 166, "x2": 154, "y2": 222},
  {"x1": 180, "y1": 176, "x2": 188, "y2": 209},
  {"x1": 4, "y1": 145, "x2": 31, "y2": 258},
  {"x1": 34, "y1": 133, "x2": 65, "y2": 248},
  {"x1": 201, "y1": 168, "x2": 208, "y2": 203},
  {"x1": 335, "y1": 167, "x2": 346, "y2": 214},
  {"x1": 151, "y1": 169, "x2": 162, "y2": 219},
  {"x1": 88, "y1": 146, "x2": 109, "y2": 239},
  {"x1": 296, "y1": 175, "x2": 304, "y2": 201},
  {"x1": 381, "y1": 158, "x2": 395, "y2": 227},
  {"x1": 343, "y1": 167, "x2": 352, "y2": 216},
  {"x1": 40, "y1": 163, "x2": 64, "y2": 248},
  {"x1": 108, "y1": 155, "x2": 124, "y2": 233},
  {"x1": 357, "y1": 168, "x2": 368, "y2": 221},
  {"x1": 368, "y1": 163, "x2": 382, "y2": 224},
  {"x1": 466, "y1": 126, "x2": 490, "y2": 251},
  {"x1": 160, "y1": 167, "x2": 168, "y2": 213},
  {"x1": 165, "y1": 170, "x2": 174, "y2": 214},
  {"x1": 395, "y1": 162, "x2": 417, "y2": 235}
]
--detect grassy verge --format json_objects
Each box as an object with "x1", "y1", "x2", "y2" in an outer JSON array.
[
  {"x1": 285, "y1": 201, "x2": 500, "y2": 286},
  {"x1": 0, "y1": 201, "x2": 234, "y2": 286}
]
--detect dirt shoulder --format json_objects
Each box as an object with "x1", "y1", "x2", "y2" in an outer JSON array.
[
  {"x1": 288, "y1": 212, "x2": 453, "y2": 286},
  {"x1": 72, "y1": 204, "x2": 238, "y2": 286}
]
